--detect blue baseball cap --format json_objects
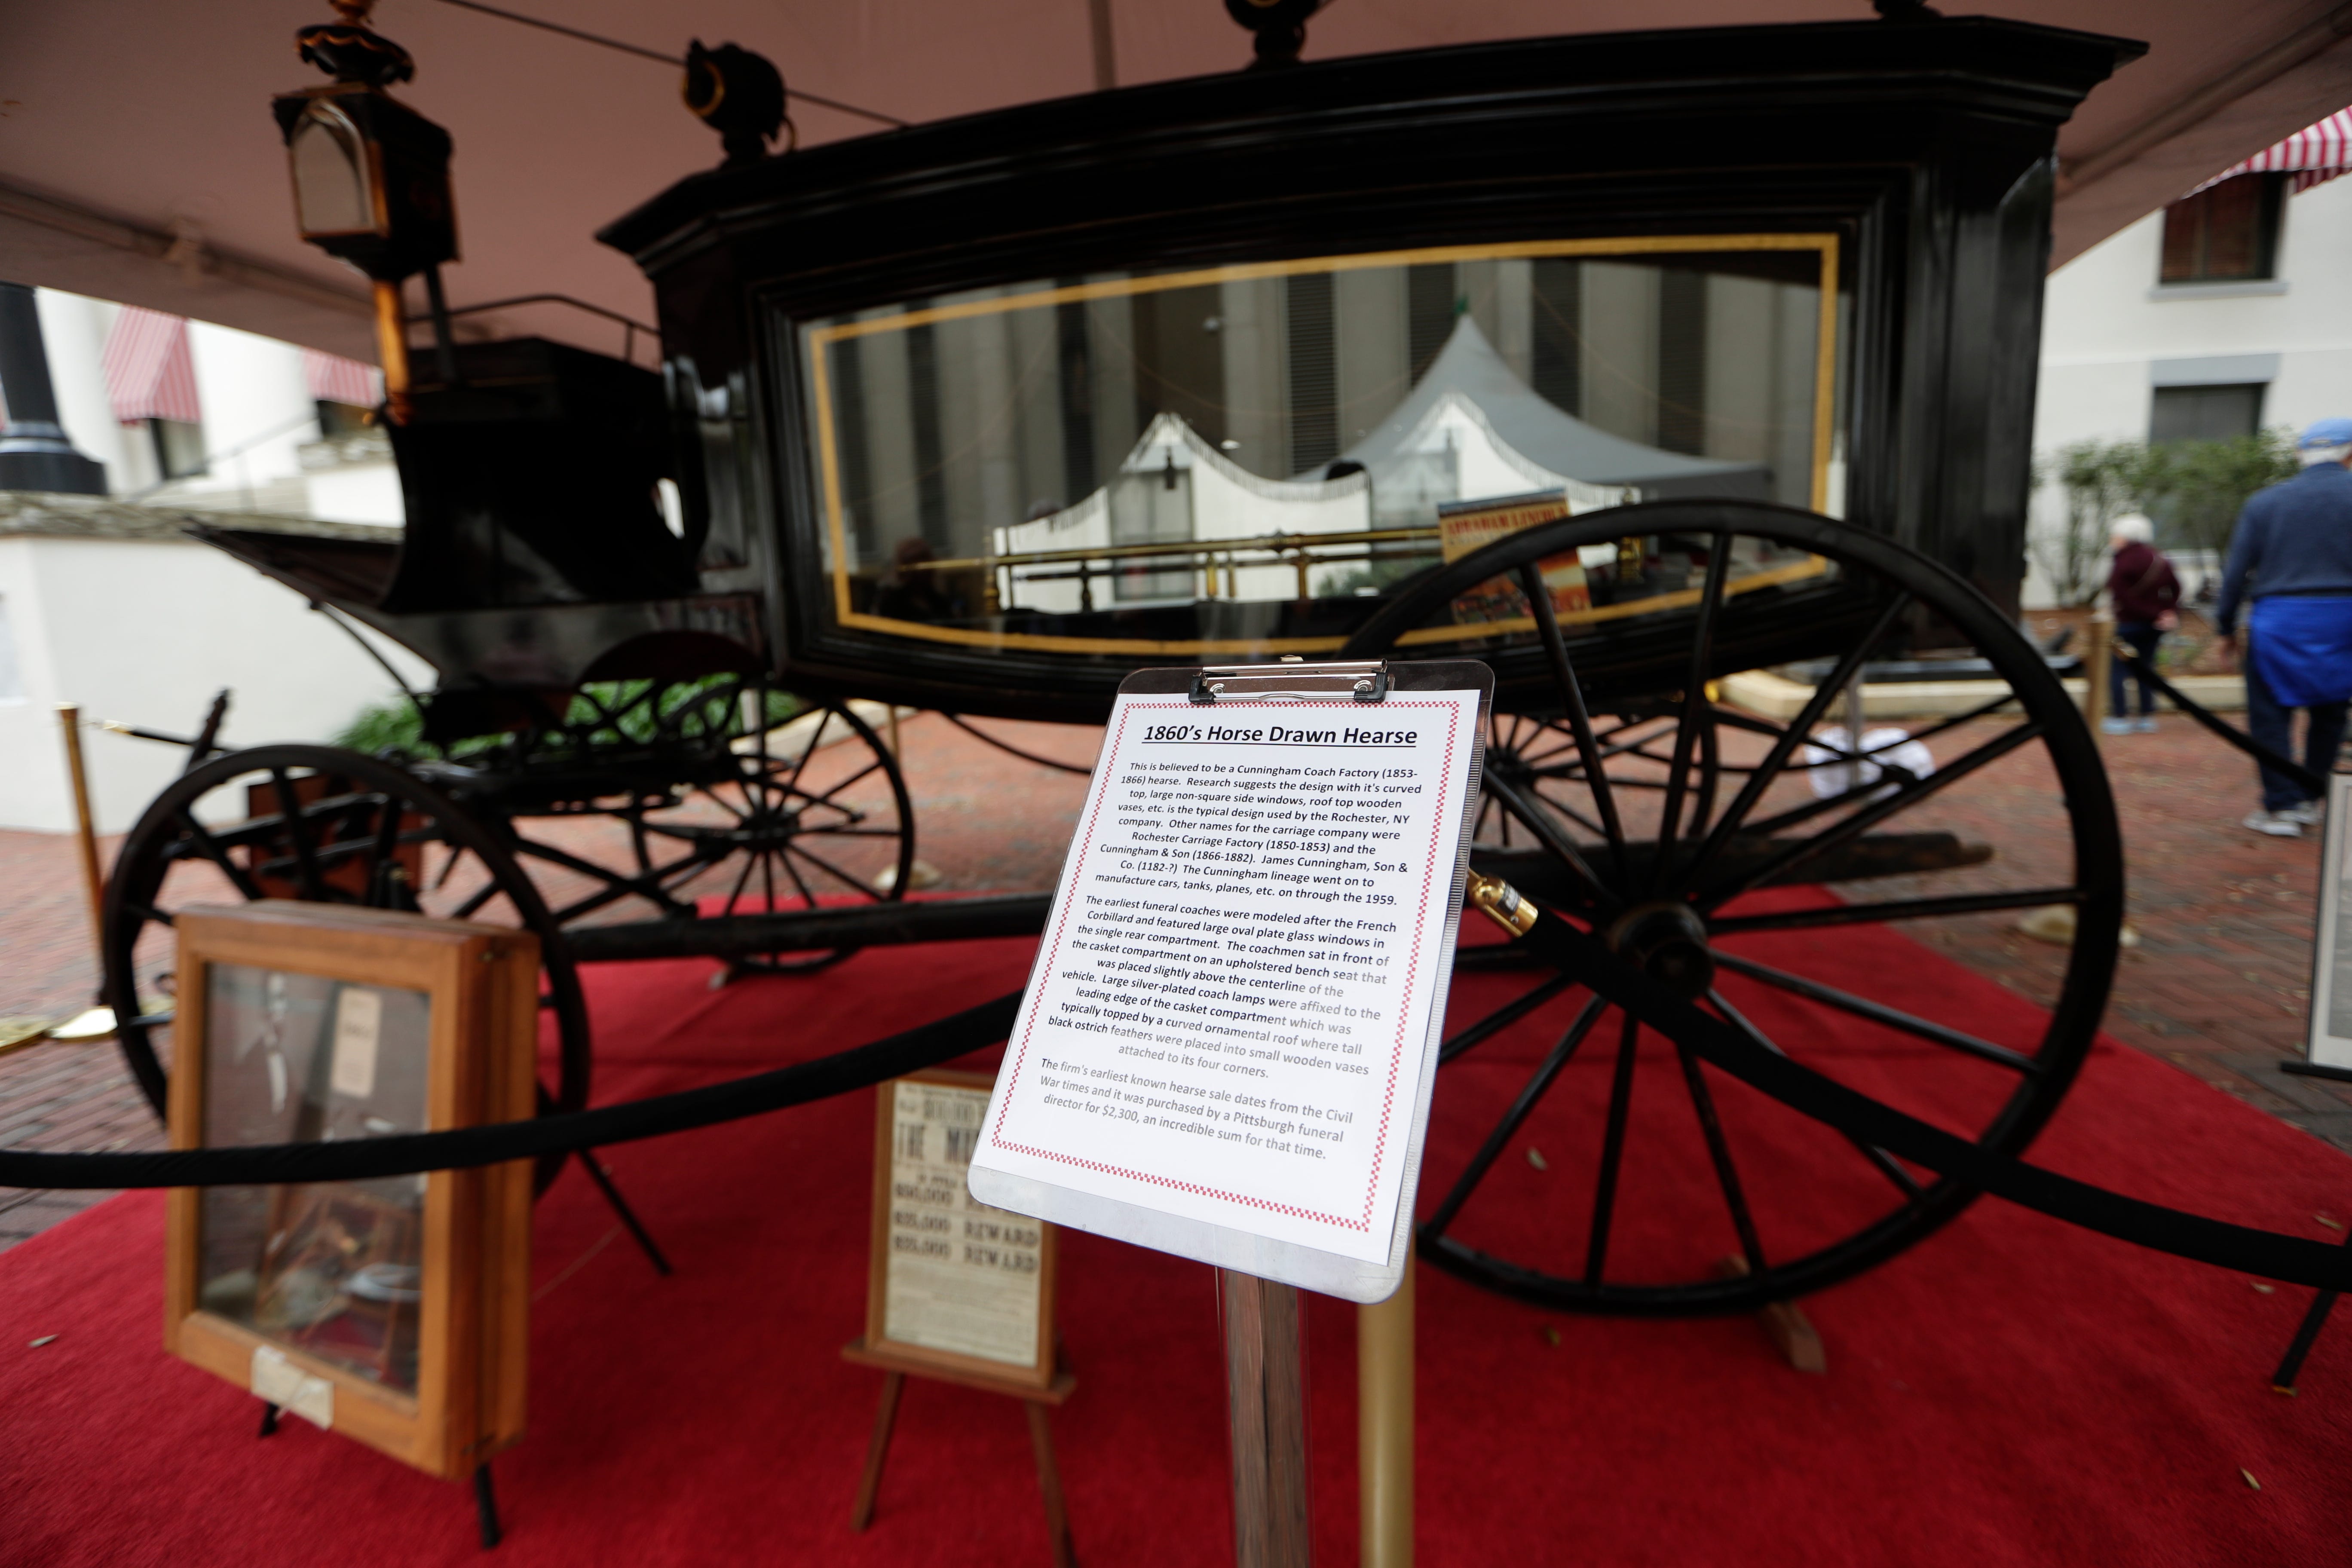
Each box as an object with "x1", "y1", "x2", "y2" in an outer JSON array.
[{"x1": 2300, "y1": 418, "x2": 2352, "y2": 450}]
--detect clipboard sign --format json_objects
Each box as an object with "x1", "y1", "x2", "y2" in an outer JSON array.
[
  {"x1": 2306, "y1": 771, "x2": 2352, "y2": 1070},
  {"x1": 968, "y1": 658, "x2": 1493, "y2": 1303}
]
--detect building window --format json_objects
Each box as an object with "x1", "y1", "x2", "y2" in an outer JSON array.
[
  {"x1": 2150, "y1": 383, "x2": 2265, "y2": 444},
  {"x1": 2159, "y1": 174, "x2": 2285, "y2": 283},
  {"x1": 315, "y1": 399, "x2": 376, "y2": 438},
  {"x1": 147, "y1": 417, "x2": 206, "y2": 479}
]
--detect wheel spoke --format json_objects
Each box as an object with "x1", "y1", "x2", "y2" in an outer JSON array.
[
  {"x1": 1712, "y1": 950, "x2": 2038, "y2": 1072},
  {"x1": 1517, "y1": 560, "x2": 1630, "y2": 888},
  {"x1": 1439, "y1": 971, "x2": 1578, "y2": 1064},
  {"x1": 781, "y1": 708, "x2": 834, "y2": 796},
  {"x1": 771, "y1": 842, "x2": 822, "y2": 912},
  {"x1": 1583, "y1": 1009, "x2": 1642, "y2": 1285},
  {"x1": 1648, "y1": 533, "x2": 1730, "y2": 892},
  {"x1": 363, "y1": 793, "x2": 405, "y2": 907},
  {"x1": 1707, "y1": 886, "x2": 2084, "y2": 936},
  {"x1": 1672, "y1": 1038, "x2": 1766, "y2": 1270},
  {"x1": 268, "y1": 769, "x2": 329, "y2": 900},
  {"x1": 718, "y1": 837, "x2": 763, "y2": 915},
  {"x1": 784, "y1": 839, "x2": 886, "y2": 898},
  {"x1": 1485, "y1": 774, "x2": 1617, "y2": 913},
  {"x1": 1682, "y1": 590, "x2": 1914, "y2": 885},
  {"x1": 1707, "y1": 987, "x2": 1922, "y2": 1199},
  {"x1": 804, "y1": 756, "x2": 888, "y2": 805},
  {"x1": 172, "y1": 810, "x2": 266, "y2": 901},
  {"x1": 1524, "y1": 784, "x2": 1606, "y2": 839},
  {"x1": 1698, "y1": 720, "x2": 2044, "y2": 910},
  {"x1": 1425, "y1": 995, "x2": 1608, "y2": 1236}
]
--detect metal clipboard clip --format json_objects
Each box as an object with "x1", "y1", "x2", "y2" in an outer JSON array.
[{"x1": 1188, "y1": 658, "x2": 1391, "y2": 704}]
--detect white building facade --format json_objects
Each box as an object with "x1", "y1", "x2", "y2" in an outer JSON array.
[
  {"x1": 2031, "y1": 112, "x2": 2352, "y2": 606},
  {"x1": 0, "y1": 293, "x2": 419, "y2": 833}
]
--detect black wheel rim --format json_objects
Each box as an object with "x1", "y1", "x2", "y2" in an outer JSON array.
[
  {"x1": 1341, "y1": 499, "x2": 2123, "y2": 1316},
  {"x1": 101, "y1": 744, "x2": 591, "y2": 1193}
]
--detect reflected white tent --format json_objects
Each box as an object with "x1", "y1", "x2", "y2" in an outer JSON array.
[{"x1": 1333, "y1": 317, "x2": 1772, "y2": 506}]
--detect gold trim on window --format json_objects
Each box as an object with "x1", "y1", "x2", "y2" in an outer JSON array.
[{"x1": 803, "y1": 233, "x2": 1841, "y2": 658}]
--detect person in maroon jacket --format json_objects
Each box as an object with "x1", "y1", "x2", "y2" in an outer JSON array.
[{"x1": 2104, "y1": 513, "x2": 2180, "y2": 736}]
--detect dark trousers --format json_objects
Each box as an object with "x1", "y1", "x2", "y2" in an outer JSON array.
[
  {"x1": 2108, "y1": 621, "x2": 2163, "y2": 717},
  {"x1": 2245, "y1": 646, "x2": 2349, "y2": 811}
]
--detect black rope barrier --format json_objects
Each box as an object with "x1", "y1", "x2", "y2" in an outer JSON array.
[
  {"x1": 2113, "y1": 644, "x2": 2327, "y2": 797},
  {"x1": 937, "y1": 713, "x2": 1097, "y2": 777},
  {"x1": 0, "y1": 992, "x2": 1020, "y2": 1191},
  {"x1": 15, "y1": 900, "x2": 2352, "y2": 1296}
]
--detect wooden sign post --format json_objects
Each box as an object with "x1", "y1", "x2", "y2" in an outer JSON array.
[
  {"x1": 845, "y1": 1069, "x2": 1075, "y2": 1566},
  {"x1": 1223, "y1": 1270, "x2": 1310, "y2": 1568}
]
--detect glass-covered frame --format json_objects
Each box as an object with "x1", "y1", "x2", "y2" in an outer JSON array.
[
  {"x1": 163, "y1": 901, "x2": 535, "y2": 1481},
  {"x1": 799, "y1": 233, "x2": 1843, "y2": 662}
]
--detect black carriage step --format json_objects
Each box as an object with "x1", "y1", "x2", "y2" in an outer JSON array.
[
  {"x1": 1472, "y1": 831, "x2": 1990, "y2": 906},
  {"x1": 561, "y1": 893, "x2": 1056, "y2": 964}
]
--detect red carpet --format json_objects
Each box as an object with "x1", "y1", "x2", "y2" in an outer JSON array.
[{"x1": 5, "y1": 899, "x2": 2352, "y2": 1565}]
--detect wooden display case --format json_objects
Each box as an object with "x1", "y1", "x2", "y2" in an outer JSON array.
[{"x1": 163, "y1": 900, "x2": 536, "y2": 1481}]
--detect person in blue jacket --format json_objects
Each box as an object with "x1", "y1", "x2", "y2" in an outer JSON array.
[{"x1": 2217, "y1": 417, "x2": 2352, "y2": 836}]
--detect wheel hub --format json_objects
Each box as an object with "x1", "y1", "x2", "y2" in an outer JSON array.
[{"x1": 1605, "y1": 900, "x2": 1714, "y2": 998}]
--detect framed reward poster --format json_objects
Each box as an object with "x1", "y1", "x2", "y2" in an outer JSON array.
[
  {"x1": 856, "y1": 1069, "x2": 1060, "y2": 1391},
  {"x1": 163, "y1": 901, "x2": 537, "y2": 1482},
  {"x1": 968, "y1": 658, "x2": 1492, "y2": 1303},
  {"x1": 2306, "y1": 771, "x2": 2352, "y2": 1070}
]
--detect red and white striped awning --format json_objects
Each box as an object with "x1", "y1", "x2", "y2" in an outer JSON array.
[
  {"x1": 2190, "y1": 107, "x2": 2352, "y2": 197},
  {"x1": 302, "y1": 348, "x2": 381, "y2": 409},
  {"x1": 100, "y1": 306, "x2": 200, "y2": 425}
]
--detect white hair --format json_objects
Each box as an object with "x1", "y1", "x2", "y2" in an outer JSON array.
[
  {"x1": 2109, "y1": 513, "x2": 2154, "y2": 545},
  {"x1": 2303, "y1": 444, "x2": 2352, "y2": 467}
]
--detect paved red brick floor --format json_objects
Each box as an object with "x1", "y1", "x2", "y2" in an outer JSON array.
[{"x1": 0, "y1": 704, "x2": 2343, "y2": 1253}]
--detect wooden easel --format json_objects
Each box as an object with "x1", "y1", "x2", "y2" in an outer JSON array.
[
  {"x1": 853, "y1": 1071, "x2": 1075, "y2": 1564},
  {"x1": 842, "y1": 1338, "x2": 1078, "y2": 1566}
]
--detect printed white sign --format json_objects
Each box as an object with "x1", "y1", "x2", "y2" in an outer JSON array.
[
  {"x1": 969, "y1": 689, "x2": 1482, "y2": 1269},
  {"x1": 883, "y1": 1079, "x2": 1045, "y2": 1369},
  {"x1": 329, "y1": 987, "x2": 382, "y2": 1100}
]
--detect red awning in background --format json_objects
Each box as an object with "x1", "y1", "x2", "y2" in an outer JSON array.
[
  {"x1": 301, "y1": 348, "x2": 380, "y2": 409},
  {"x1": 2190, "y1": 107, "x2": 2352, "y2": 197},
  {"x1": 99, "y1": 306, "x2": 199, "y2": 425}
]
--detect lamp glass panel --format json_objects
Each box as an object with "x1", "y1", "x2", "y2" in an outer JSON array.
[{"x1": 291, "y1": 110, "x2": 375, "y2": 236}]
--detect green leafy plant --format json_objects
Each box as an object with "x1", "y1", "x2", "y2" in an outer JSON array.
[
  {"x1": 2034, "y1": 439, "x2": 2154, "y2": 607},
  {"x1": 2140, "y1": 427, "x2": 2300, "y2": 559},
  {"x1": 2033, "y1": 429, "x2": 2300, "y2": 605},
  {"x1": 333, "y1": 678, "x2": 804, "y2": 760}
]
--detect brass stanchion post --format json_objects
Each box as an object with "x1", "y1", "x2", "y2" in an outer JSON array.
[
  {"x1": 1357, "y1": 1264, "x2": 1413, "y2": 1568},
  {"x1": 2084, "y1": 610, "x2": 2113, "y2": 733},
  {"x1": 57, "y1": 704, "x2": 104, "y2": 966}
]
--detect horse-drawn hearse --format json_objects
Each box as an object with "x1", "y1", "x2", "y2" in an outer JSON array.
[{"x1": 104, "y1": 2, "x2": 2138, "y2": 1314}]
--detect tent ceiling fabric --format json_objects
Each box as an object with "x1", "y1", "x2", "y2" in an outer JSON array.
[{"x1": 6, "y1": 1, "x2": 2352, "y2": 364}]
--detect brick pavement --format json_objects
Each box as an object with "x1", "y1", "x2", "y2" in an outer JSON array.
[{"x1": 0, "y1": 704, "x2": 2344, "y2": 1254}]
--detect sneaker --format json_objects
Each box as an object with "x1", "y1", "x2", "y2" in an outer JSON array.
[
  {"x1": 2287, "y1": 799, "x2": 2326, "y2": 827},
  {"x1": 2099, "y1": 716, "x2": 2135, "y2": 735},
  {"x1": 2244, "y1": 808, "x2": 2304, "y2": 837},
  {"x1": 2134, "y1": 716, "x2": 2158, "y2": 734}
]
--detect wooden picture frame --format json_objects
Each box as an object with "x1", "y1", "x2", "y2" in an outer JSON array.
[
  {"x1": 852, "y1": 1069, "x2": 1060, "y2": 1395},
  {"x1": 163, "y1": 900, "x2": 537, "y2": 1481}
]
